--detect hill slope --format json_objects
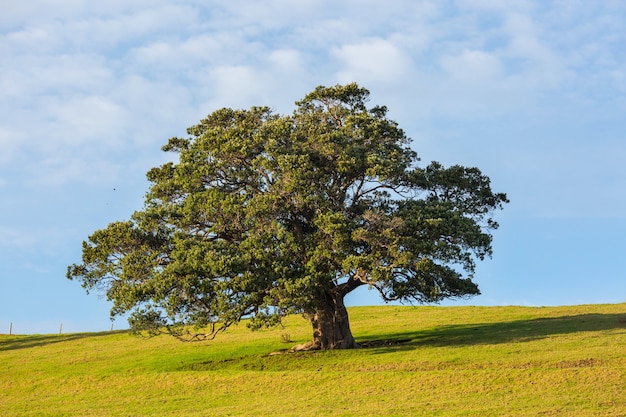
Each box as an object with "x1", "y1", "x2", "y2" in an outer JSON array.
[{"x1": 1, "y1": 304, "x2": 625, "y2": 416}]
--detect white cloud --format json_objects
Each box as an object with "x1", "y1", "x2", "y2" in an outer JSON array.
[
  {"x1": 502, "y1": 13, "x2": 562, "y2": 86},
  {"x1": 268, "y1": 49, "x2": 302, "y2": 73},
  {"x1": 2, "y1": 3, "x2": 200, "y2": 55},
  {"x1": 291, "y1": 18, "x2": 360, "y2": 51},
  {"x1": 0, "y1": 0, "x2": 178, "y2": 30},
  {"x1": 211, "y1": 0, "x2": 321, "y2": 32},
  {"x1": 0, "y1": 128, "x2": 20, "y2": 165},
  {"x1": 44, "y1": 95, "x2": 127, "y2": 146},
  {"x1": 109, "y1": 74, "x2": 199, "y2": 146},
  {"x1": 27, "y1": 156, "x2": 121, "y2": 187},
  {"x1": 457, "y1": 0, "x2": 533, "y2": 13},
  {"x1": 1, "y1": 53, "x2": 114, "y2": 101},
  {"x1": 128, "y1": 32, "x2": 248, "y2": 76},
  {"x1": 60, "y1": 5, "x2": 199, "y2": 48},
  {"x1": 205, "y1": 65, "x2": 268, "y2": 109},
  {"x1": 332, "y1": 38, "x2": 413, "y2": 84},
  {"x1": 440, "y1": 49, "x2": 503, "y2": 83},
  {"x1": 4, "y1": 25, "x2": 61, "y2": 53}
]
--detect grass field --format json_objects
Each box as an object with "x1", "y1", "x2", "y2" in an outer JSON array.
[{"x1": 1, "y1": 304, "x2": 626, "y2": 416}]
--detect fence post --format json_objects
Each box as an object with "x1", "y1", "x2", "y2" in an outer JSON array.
[
  {"x1": 59, "y1": 323, "x2": 63, "y2": 335},
  {"x1": 9, "y1": 322, "x2": 12, "y2": 336}
]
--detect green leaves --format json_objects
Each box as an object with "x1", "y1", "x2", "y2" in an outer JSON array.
[{"x1": 67, "y1": 83, "x2": 508, "y2": 340}]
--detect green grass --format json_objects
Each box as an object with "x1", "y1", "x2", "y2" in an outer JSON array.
[{"x1": 2, "y1": 304, "x2": 626, "y2": 416}]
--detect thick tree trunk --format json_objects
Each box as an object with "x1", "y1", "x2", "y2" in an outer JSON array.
[{"x1": 294, "y1": 292, "x2": 359, "y2": 350}]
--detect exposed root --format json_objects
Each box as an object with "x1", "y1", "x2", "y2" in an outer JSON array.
[
  {"x1": 268, "y1": 338, "x2": 412, "y2": 355},
  {"x1": 289, "y1": 340, "x2": 322, "y2": 352}
]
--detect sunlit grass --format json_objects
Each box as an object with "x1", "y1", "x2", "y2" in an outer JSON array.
[{"x1": 1, "y1": 304, "x2": 625, "y2": 416}]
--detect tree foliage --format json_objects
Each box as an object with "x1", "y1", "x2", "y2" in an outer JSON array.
[{"x1": 67, "y1": 84, "x2": 508, "y2": 349}]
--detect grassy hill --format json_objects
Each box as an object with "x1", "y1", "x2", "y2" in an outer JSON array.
[{"x1": 1, "y1": 304, "x2": 625, "y2": 416}]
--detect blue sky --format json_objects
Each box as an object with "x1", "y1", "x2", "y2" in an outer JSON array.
[{"x1": 2, "y1": 0, "x2": 626, "y2": 334}]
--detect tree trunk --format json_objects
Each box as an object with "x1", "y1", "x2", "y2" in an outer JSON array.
[{"x1": 295, "y1": 292, "x2": 359, "y2": 350}]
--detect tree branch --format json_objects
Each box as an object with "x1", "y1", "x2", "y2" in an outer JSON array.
[{"x1": 335, "y1": 268, "x2": 368, "y2": 297}]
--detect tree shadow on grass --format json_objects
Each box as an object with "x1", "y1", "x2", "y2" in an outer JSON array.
[
  {"x1": 0, "y1": 331, "x2": 127, "y2": 352},
  {"x1": 360, "y1": 313, "x2": 626, "y2": 353},
  {"x1": 181, "y1": 313, "x2": 626, "y2": 372}
]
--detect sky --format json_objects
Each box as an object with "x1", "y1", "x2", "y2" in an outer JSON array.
[{"x1": 2, "y1": 0, "x2": 626, "y2": 334}]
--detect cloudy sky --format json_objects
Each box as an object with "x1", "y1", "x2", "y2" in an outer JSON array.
[{"x1": 2, "y1": 0, "x2": 626, "y2": 334}]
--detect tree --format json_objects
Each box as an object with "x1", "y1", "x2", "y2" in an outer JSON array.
[{"x1": 67, "y1": 84, "x2": 508, "y2": 350}]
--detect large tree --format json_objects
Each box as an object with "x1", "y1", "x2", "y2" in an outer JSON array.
[{"x1": 67, "y1": 84, "x2": 508, "y2": 350}]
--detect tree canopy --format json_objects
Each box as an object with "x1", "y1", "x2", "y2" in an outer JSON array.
[{"x1": 67, "y1": 83, "x2": 508, "y2": 349}]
